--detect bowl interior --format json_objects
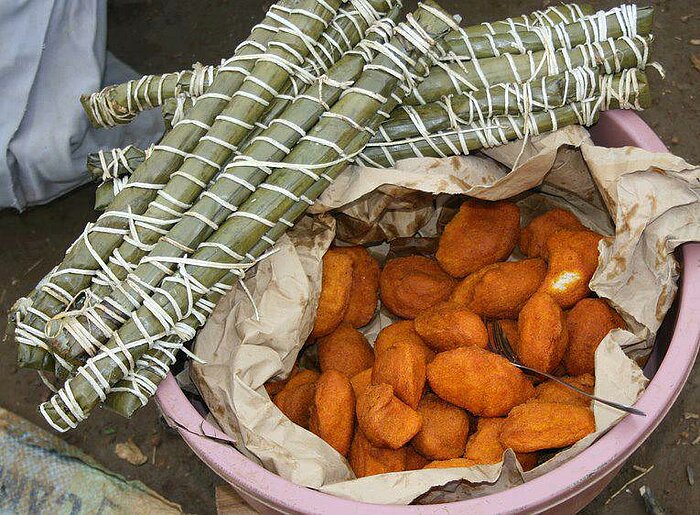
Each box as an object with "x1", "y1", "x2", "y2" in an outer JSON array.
[{"x1": 157, "y1": 111, "x2": 699, "y2": 514}]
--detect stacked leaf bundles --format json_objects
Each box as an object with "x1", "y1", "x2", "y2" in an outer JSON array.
[{"x1": 6, "y1": 1, "x2": 662, "y2": 431}]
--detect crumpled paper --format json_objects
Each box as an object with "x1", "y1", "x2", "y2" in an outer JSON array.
[{"x1": 191, "y1": 126, "x2": 699, "y2": 504}]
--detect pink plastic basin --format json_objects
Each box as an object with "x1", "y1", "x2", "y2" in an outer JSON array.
[{"x1": 156, "y1": 110, "x2": 700, "y2": 514}]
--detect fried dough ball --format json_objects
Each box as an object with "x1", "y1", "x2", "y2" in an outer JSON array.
[
  {"x1": 371, "y1": 342, "x2": 426, "y2": 409},
  {"x1": 335, "y1": 246, "x2": 380, "y2": 328},
  {"x1": 450, "y1": 259, "x2": 547, "y2": 319},
  {"x1": 517, "y1": 293, "x2": 568, "y2": 373},
  {"x1": 356, "y1": 383, "x2": 422, "y2": 449},
  {"x1": 464, "y1": 418, "x2": 538, "y2": 470},
  {"x1": 564, "y1": 298, "x2": 626, "y2": 375},
  {"x1": 380, "y1": 256, "x2": 457, "y2": 319},
  {"x1": 311, "y1": 251, "x2": 353, "y2": 338},
  {"x1": 411, "y1": 394, "x2": 470, "y2": 460},
  {"x1": 487, "y1": 319, "x2": 520, "y2": 350},
  {"x1": 414, "y1": 302, "x2": 489, "y2": 352},
  {"x1": 538, "y1": 229, "x2": 603, "y2": 308},
  {"x1": 264, "y1": 364, "x2": 299, "y2": 397},
  {"x1": 436, "y1": 199, "x2": 521, "y2": 278},
  {"x1": 520, "y1": 209, "x2": 586, "y2": 258},
  {"x1": 427, "y1": 346, "x2": 535, "y2": 417},
  {"x1": 405, "y1": 447, "x2": 430, "y2": 470},
  {"x1": 423, "y1": 458, "x2": 477, "y2": 469},
  {"x1": 463, "y1": 418, "x2": 507, "y2": 464},
  {"x1": 535, "y1": 373, "x2": 595, "y2": 407},
  {"x1": 349, "y1": 429, "x2": 407, "y2": 478},
  {"x1": 273, "y1": 369, "x2": 320, "y2": 429},
  {"x1": 500, "y1": 401, "x2": 595, "y2": 452},
  {"x1": 309, "y1": 371, "x2": 355, "y2": 456},
  {"x1": 374, "y1": 321, "x2": 434, "y2": 363},
  {"x1": 350, "y1": 368, "x2": 373, "y2": 399},
  {"x1": 318, "y1": 323, "x2": 375, "y2": 378}
]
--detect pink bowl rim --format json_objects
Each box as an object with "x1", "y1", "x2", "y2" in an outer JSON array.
[{"x1": 156, "y1": 110, "x2": 700, "y2": 514}]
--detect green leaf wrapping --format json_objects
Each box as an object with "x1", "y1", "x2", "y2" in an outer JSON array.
[
  {"x1": 85, "y1": 2, "x2": 593, "y2": 130},
  {"x1": 48, "y1": 2, "x2": 400, "y2": 368},
  {"x1": 359, "y1": 71, "x2": 651, "y2": 167},
  {"x1": 39, "y1": 0, "x2": 458, "y2": 432},
  {"x1": 13, "y1": 0, "x2": 301, "y2": 371},
  {"x1": 407, "y1": 34, "x2": 655, "y2": 105},
  {"x1": 81, "y1": 63, "x2": 219, "y2": 128},
  {"x1": 441, "y1": 5, "x2": 652, "y2": 62},
  {"x1": 361, "y1": 68, "x2": 651, "y2": 166},
  {"x1": 87, "y1": 146, "x2": 149, "y2": 181}
]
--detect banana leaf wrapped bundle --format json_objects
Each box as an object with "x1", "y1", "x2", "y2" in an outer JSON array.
[
  {"x1": 81, "y1": 62, "x2": 219, "y2": 128},
  {"x1": 39, "y1": 0, "x2": 458, "y2": 432},
  {"x1": 408, "y1": 32, "x2": 655, "y2": 105},
  {"x1": 88, "y1": 146, "x2": 152, "y2": 212},
  {"x1": 360, "y1": 67, "x2": 652, "y2": 166},
  {"x1": 13, "y1": 0, "x2": 309, "y2": 371},
  {"x1": 85, "y1": 2, "x2": 595, "y2": 130},
  {"x1": 16, "y1": 0, "x2": 396, "y2": 372},
  {"x1": 48, "y1": 8, "x2": 402, "y2": 370}
]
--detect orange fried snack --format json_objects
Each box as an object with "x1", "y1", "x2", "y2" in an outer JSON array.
[
  {"x1": 464, "y1": 418, "x2": 538, "y2": 470},
  {"x1": 309, "y1": 371, "x2": 355, "y2": 456},
  {"x1": 436, "y1": 199, "x2": 521, "y2": 278},
  {"x1": 500, "y1": 401, "x2": 595, "y2": 452},
  {"x1": 424, "y1": 458, "x2": 477, "y2": 469},
  {"x1": 538, "y1": 229, "x2": 604, "y2": 308},
  {"x1": 371, "y1": 342, "x2": 426, "y2": 409},
  {"x1": 356, "y1": 383, "x2": 422, "y2": 449},
  {"x1": 335, "y1": 246, "x2": 381, "y2": 328},
  {"x1": 411, "y1": 394, "x2": 470, "y2": 460},
  {"x1": 318, "y1": 323, "x2": 374, "y2": 378},
  {"x1": 535, "y1": 373, "x2": 595, "y2": 407},
  {"x1": 427, "y1": 346, "x2": 535, "y2": 417},
  {"x1": 414, "y1": 302, "x2": 489, "y2": 352},
  {"x1": 379, "y1": 256, "x2": 457, "y2": 319},
  {"x1": 405, "y1": 447, "x2": 430, "y2": 470},
  {"x1": 520, "y1": 209, "x2": 585, "y2": 258},
  {"x1": 311, "y1": 251, "x2": 353, "y2": 338},
  {"x1": 273, "y1": 369, "x2": 320, "y2": 429},
  {"x1": 517, "y1": 292, "x2": 568, "y2": 374},
  {"x1": 349, "y1": 429, "x2": 407, "y2": 478},
  {"x1": 463, "y1": 418, "x2": 507, "y2": 464},
  {"x1": 564, "y1": 298, "x2": 626, "y2": 375},
  {"x1": 374, "y1": 320, "x2": 434, "y2": 364},
  {"x1": 350, "y1": 368, "x2": 373, "y2": 399},
  {"x1": 450, "y1": 259, "x2": 547, "y2": 319}
]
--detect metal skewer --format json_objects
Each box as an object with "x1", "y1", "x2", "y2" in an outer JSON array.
[{"x1": 490, "y1": 320, "x2": 646, "y2": 417}]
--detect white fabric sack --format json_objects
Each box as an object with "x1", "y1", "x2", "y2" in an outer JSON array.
[{"x1": 0, "y1": 0, "x2": 161, "y2": 210}]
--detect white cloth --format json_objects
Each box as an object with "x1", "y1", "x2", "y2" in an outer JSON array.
[{"x1": 0, "y1": 0, "x2": 161, "y2": 210}]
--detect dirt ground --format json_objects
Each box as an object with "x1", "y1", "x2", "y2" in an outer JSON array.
[{"x1": 1, "y1": 0, "x2": 698, "y2": 513}]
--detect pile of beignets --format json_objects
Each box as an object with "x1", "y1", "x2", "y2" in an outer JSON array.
[{"x1": 265, "y1": 199, "x2": 627, "y2": 478}]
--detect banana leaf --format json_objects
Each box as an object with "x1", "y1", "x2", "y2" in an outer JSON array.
[
  {"x1": 39, "y1": 0, "x2": 457, "y2": 431},
  {"x1": 48, "y1": 2, "x2": 400, "y2": 366},
  {"x1": 441, "y1": 5, "x2": 652, "y2": 62},
  {"x1": 407, "y1": 34, "x2": 654, "y2": 105},
  {"x1": 14, "y1": 0, "x2": 300, "y2": 371},
  {"x1": 359, "y1": 75, "x2": 650, "y2": 167}
]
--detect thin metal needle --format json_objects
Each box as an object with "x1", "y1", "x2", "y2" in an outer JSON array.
[{"x1": 490, "y1": 320, "x2": 646, "y2": 417}]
